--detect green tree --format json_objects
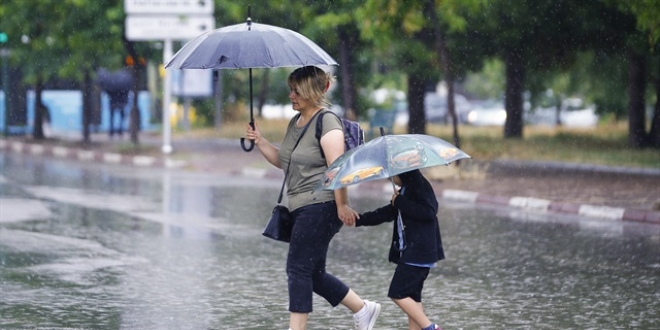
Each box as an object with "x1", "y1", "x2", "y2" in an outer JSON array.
[
  {"x1": 464, "y1": 0, "x2": 612, "y2": 138},
  {"x1": 612, "y1": 0, "x2": 660, "y2": 149},
  {"x1": 359, "y1": 0, "x2": 480, "y2": 136},
  {"x1": 307, "y1": 0, "x2": 375, "y2": 121},
  {"x1": 0, "y1": 0, "x2": 69, "y2": 139},
  {"x1": 0, "y1": 0, "x2": 144, "y2": 143},
  {"x1": 61, "y1": 0, "x2": 129, "y2": 143}
]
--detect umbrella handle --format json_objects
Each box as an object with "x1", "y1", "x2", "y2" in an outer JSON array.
[
  {"x1": 240, "y1": 138, "x2": 255, "y2": 152},
  {"x1": 240, "y1": 121, "x2": 256, "y2": 152}
]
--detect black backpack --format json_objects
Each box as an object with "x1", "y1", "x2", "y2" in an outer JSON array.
[{"x1": 315, "y1": 111, "x2": 365, "y2": 159}]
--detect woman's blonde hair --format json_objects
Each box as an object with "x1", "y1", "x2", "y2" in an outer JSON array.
[{"x1": 288, "y1": 66, "x2": 335, "y2": 108}]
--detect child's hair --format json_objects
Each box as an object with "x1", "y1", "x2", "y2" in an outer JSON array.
[
  {"x1": 398, "y1": 169, "x2": 422, "y2": 185},
  {"x1": 288, "y1": 66, "x2": 334, "y2": 108}
]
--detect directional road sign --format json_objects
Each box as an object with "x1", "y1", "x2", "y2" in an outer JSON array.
[
  {"x1": 125, "y1": 0, "x2": 214, "y2": 14},
  {"x1": 125, "y1": 15, "x2": 215, "y2": 41}
]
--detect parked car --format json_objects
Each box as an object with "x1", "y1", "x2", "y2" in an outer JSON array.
[
  {"x1": 425, "y1": 92, "x2": 472, "y2": 124},
  {"x1": 394, "y1": 93, "x2": 472, "y2": 125},
  {"x1": 526, "y1": 98, "x2": 598, "y2": 128},
  {"x1": 463, "y1": 100, "x2": 507, "y2": 126}
]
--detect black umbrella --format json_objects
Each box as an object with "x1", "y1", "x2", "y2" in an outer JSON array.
[
  {"x1": 165, "y1": 7, "x2": 338, "y2": 151},
  {"x1": 97, "y1": 68, "x2": 133, "y2": 93}
]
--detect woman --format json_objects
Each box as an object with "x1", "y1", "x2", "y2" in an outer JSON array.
[{"x1": 245, "y1": 66, "x2": 380, "y2": 330}]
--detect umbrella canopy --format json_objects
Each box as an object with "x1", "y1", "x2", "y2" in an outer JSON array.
[
  {"x1": 164, "y1": 21, "x2": 338, "y2": 70},
  {"x1": 97, "y1": 68, "x2": 133, "y2": 93},
  {"x1": 319, "y1": 134, "x2": 471, "y2": 190},
  {"x1": 164, "y1": 12, "x2": 338, "y2": 152}
]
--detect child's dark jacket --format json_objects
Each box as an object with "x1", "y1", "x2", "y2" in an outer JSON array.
[{"x1": 357, "y1": 169, "x2": 445, "y2": 265}]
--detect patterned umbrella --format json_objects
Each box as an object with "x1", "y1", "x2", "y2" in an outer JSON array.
[{"x1": 319, "y1": 134, "x2": 471, "y2": 190}]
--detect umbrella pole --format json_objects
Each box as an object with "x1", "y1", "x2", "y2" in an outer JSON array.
[
  {"x1": 240, "y1": 6, "x2": 256, "y2": 152},
  {"x1": 240, "y1": 70, "x2": 256, "y2": 152},
  {"x1": 380, "y1": 127, "x2": 396, "y2": 192}
]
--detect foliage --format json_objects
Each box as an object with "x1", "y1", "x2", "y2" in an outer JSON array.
[
  {"x1": 612, "y1": 0, "x2": 660, "y2": 46},
  {"x1": 463, "y1": 59, "x2": 505, "y2": 100},
  {"x1": 1, "y1": 0, "x2": 658, "y2": 148}
]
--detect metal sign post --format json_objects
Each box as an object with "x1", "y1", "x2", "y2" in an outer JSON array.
[
  {"x1": 1, "y1": 32, "x2": 8, "y2": 135},
  {"x1": 162, "y1": 39, "x2": 173, "y2": 154},
  {"x1": 124, "y1": 0, "x2": 214, "y2": 154}
]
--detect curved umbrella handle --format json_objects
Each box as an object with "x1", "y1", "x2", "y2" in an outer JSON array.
[
  {"x1": 240, "y1": 137, "x2": 255, "y2": 152},
  {"x1": 240, "y1": 121, "x2": 256, "y2": 152}
]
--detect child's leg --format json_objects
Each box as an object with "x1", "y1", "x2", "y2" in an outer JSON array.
[
  {"x1": 393, "y1": 298, "x2": 432, "y2": 330},
  {"x1": 389, "y1": 264, "x2": 435, "y2": 330}
]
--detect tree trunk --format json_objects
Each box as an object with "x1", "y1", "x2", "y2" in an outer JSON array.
[
  {"x1": 428, "y1": 0, "x2": 460, "y2": 150},
  {"x1": 128, "y1": 62, "x2": 142, "y2": 144},
  {"x1": 81, "y1": 69, "x2": 92, "y2": 144},
  {"x1": 627, "y1": 49, "x2": 647, "y2": 149},
  {"x1": 407, "y1": 75, "x2": 426, "y2": 134},
  {"x1": 553, "y1": 95, "x2": 562, "y2": 126},
  {"x1": 122, "y1": 31, "x2": 141, "y2": 145},
  {"x1": 338, "y1": 27, "x2": 357, "y2": 121},
  {"x1": 504, "y1": 50, "x2": 525, "y2": 138},
  {"x1": 214, "y1": 70, "x2": 223, "y2": 129},
  {"x1": 32, "y1": 74, "x2": 45, "y2": 140},
  {"x1": 650, "y1": 57, "x2": 660, "y2": 149}
]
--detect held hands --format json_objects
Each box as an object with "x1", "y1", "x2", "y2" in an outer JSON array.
[{"x1": 338, "y1": 204, "x2": 359, "y2": 226}]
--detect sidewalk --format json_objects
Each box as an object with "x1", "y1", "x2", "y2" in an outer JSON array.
[{"x1": 1, "y1": 132, "x2": 659, "y2": 225}]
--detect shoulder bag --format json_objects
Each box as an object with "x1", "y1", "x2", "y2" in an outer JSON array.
[{"x1": 262, "y1": 111, "x2": 320, "y2": 242}]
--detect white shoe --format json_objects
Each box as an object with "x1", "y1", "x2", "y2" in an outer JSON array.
[{"x1": 354, "y1": 299, "x2": 381, "y2": 330}]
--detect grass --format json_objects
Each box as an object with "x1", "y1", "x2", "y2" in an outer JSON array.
[{"x1": 171, "y1": 118, "x2": 660, "y2": 170}]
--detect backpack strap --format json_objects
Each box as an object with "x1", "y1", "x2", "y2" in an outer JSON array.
[{"x1": 315, "y1": 110, "x2": 343, "y2": 159}]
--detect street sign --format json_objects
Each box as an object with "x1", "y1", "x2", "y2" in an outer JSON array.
[
  {"x1": 172, "y1": 69, "x2": 213, "y2": 98},
  {"x1": 125, "y1": 0, "x2": 214, "y2": 14},
  {"x1": 125, "y1": 15, "x2": 215, "y2": 41}
]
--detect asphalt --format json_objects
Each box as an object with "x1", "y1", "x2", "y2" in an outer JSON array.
[{"x1": 1, "y1": 132, "x2": 659, "y2": 225}]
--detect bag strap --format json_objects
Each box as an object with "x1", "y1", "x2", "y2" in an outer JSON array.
[
  {"x1": 277, "y1": 110, "x2": 321, "y2": 204},
  {"x1": 314, "y1": 110, "x2": 340, "y2": 159}
]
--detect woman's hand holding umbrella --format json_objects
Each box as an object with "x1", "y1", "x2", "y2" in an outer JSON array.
[
  {"x1": 245, "y1": 121, "x2": 282, "y2": 169},
  {"x1": 245, "y1": 121, "x2": 262, "y2": 146}
]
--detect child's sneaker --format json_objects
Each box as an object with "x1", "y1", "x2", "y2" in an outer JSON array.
[{"x1": 353, "y1": 300, "x2": 381, "y2": 330}]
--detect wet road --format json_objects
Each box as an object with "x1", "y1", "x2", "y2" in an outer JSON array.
[{"x1": 1, "y1": 153, "x2": 659, "y2": 329}]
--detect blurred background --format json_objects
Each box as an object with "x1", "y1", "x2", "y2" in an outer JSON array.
[{"x1": 0, "y1": 0, "x2": 658, "y2": 161}]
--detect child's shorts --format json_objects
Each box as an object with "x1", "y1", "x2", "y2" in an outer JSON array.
[{"x1": 388, "y1": 263, "x2": 431, "y2": 302}]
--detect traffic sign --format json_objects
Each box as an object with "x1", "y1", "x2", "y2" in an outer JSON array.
[
  {"x1": 125, "y1": 0, "x2": 214, "y2": 14},
  {"x1": 172, "y1": 69, "x2": 213, "y2": 98},
  {"x1": 125, "y1": 15, "x2": 215, "y2": 41}
]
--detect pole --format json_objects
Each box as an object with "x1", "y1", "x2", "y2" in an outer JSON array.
[
  {"x1": 214, "y1": 70, "x2": 223, "y2": 129},
  {"x1": 162, "y1": 39, "x2": 173, "y2": 154},
  {"x1": 1, "y1": 47, "x2": 9, "y2": 135}
]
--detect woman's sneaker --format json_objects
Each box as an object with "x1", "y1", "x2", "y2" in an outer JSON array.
[{"x1": 353, "y1": 300, "x2": 381, "y2": 330}]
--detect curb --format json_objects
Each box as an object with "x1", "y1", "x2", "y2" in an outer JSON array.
[
  {"x1": 235, "y1": 165, "x2": 660, "y2": 225},
  {"x1": 440, "y1": 189, "x2": 660, "y2": 225},
  {"x1": 3, "y1": 138, "x2": 659, "y2": 226},
  {"x1": 0, "y1": 139, "x2": 188, "y2": 169}
]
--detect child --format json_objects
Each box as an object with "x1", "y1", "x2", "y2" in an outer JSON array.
[{"x1": 357, "y1": 169, "x2": 444, "y2": 330}]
